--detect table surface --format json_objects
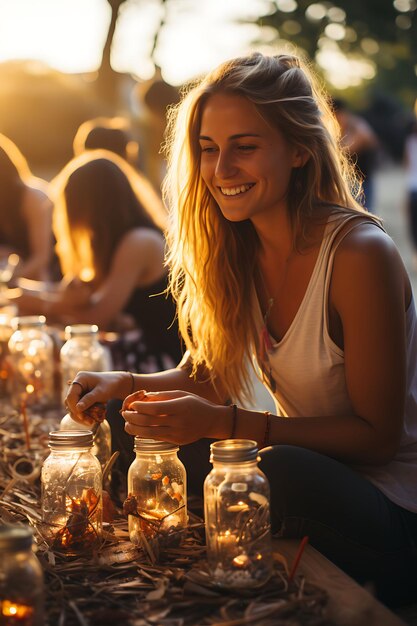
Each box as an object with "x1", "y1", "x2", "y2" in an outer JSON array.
[{"x1": 276, "y1": 538, "x2": 406, "y2": 626}]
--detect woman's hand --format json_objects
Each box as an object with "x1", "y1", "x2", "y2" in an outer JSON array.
[
  {"x1": 58, "y1": 276, "x2": 94, "y2": 307},
  {"x1": 121, "y1": 390, "x2": 231, "y2": 445},
  {"x1": 5, "y1": 288, "x2": 43, "y2": 315},
  {"x1": 65, "y1": 370, "x2": 133, "y2": 427}
]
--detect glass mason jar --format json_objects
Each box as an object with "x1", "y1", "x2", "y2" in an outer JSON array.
[
  {"x1": 59, "y1": 412, "x2": 111, "y2": 471},
  {"x1": 41, "y1": 430, "x2": 102, "y2": 556},
  {"x1": 0, "y1": 525, "x2": 44, "y2": 626},
  {"x1": 0, "y1": 308, "x2": 15, "y2": 398},
  {"x1": 127, "y1": 438, "x2": 187, "y2": 545},
  {"x1": 7, "y1": 316, "x2": 54, "y2": 408},
  {"x1": 60, "y1": 324, "x2": 110, "y2": 405},
  {"x1": 204, "y1": 439, "x2": 273, "y2": 588}
]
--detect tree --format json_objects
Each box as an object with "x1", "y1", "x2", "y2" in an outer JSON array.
[
  {"x1": 254, "y1": 0, "x2": 416, "y2": 108},
  {"x1": 96, "y1": 0, "x2": 128, "y2": 106}
]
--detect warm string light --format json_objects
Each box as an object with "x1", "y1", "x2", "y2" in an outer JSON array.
[{"x1": 1, "y1": 599, "x2": 34, "y2": 624}]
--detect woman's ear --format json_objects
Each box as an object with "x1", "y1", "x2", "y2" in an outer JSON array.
[{"x1": 292, "y1": 147, "x2": 309, "y2": 168}]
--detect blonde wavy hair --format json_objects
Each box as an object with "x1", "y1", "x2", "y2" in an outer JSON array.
[{"x1": 163, "y1": 52, "x2": 376, "y2": 403}]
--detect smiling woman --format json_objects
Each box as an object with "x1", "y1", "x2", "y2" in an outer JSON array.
[{"x1": 65, "y1": 52, "x2": 417, "y2": 609}]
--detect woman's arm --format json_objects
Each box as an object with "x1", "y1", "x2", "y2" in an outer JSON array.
[
  {"x1": 121, "y1": 226, "x2": 409, "y2": 466},
  {"x1": 9, "y1": 229, "x2": 166, "y2": 328},
  {"x1": 15, "y1": 187, "x2": 54, "y2": 281},
  {"x1": 65, "y1": 352, "x2": 227, "y2": 427}
]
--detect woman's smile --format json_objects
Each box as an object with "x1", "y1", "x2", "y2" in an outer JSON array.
[{"x1": 219, "y1": 183, "x2": 255, "y2": 196}]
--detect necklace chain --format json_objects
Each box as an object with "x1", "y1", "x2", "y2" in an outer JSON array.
[{"x1": 258, "y1": 249, "x2": 295, "y2": 326}]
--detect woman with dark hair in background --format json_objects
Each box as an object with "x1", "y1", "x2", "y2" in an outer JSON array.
[
  {"x1": 9, "y1": 150, "x2": 182, "y2": 372},
  {"x1": 0, "y1": 132, "x2": 54, "y2": 282}
]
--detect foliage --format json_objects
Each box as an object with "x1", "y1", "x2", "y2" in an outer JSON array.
[{"x1": 253, "y1": 0, "x2": 416, "y2": 109}]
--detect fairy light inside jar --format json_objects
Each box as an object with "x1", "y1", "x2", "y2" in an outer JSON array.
[
  {"x1": 1, "y1": 599, "x2": 34, "y2": 624},
  {"x1": 0, "y1": 526, "x2": 43, "y2": 625}
]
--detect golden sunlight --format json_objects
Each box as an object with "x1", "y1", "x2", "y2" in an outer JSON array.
[{"x1": 0, "y1": 0, "x2": 109, "y2": 73}]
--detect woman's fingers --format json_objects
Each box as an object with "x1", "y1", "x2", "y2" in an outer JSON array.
[
  {"x1": 65, "y1": 374, "x2": 104, "y2": 423},
  {"x1": 122, "y1": 395, "x2": 190, "y2": 421},
  {"x1": 121, "y1": 391, "x2": 217, "y2": 445},
  {"x1": 124, "y1": 422, "x2": 169, "y2": 437},
  {"x1": 122, "y1": 409, "x2": 168, "y2": 426},
  {"x1": 123, "y1": 389, "x2": 190, "y2": 410}
]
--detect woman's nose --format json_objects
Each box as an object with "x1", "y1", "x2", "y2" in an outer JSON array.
[{"x1": 215, "y1": 151, "x2": 237, "y2": 179}]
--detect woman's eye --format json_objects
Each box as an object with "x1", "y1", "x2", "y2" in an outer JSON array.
[
  {"x1": 237, "y1": 145, "x2": 256, "y2": 152},
  {"x1": 200, "y1": 146, "x2": 217, "y2": 154}
]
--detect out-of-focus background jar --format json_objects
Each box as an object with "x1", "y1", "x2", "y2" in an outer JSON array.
[
  {"x1": 0, "y1": 525, "x2": 44, "y2": 625},
  {"x1": 59, "y1": 324, "x2": 111, "y2": 406},
  {"x1": 7, "y1": 315, "x2": 54, "y2": 408},
  {"x1": 0, "y1": 303, "x2": 18, "y2": 398}
]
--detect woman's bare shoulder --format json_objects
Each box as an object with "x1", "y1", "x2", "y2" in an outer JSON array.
[
  {"x1": 336, "y1": 221, "x2": 399, "y2": 262},
  {"x1": 332, "y1": 220, "x2": 411, "y2": 305},
  {"x1": 22, "y1": 184, "x2": 52, "y2": 214},
  {"x1": 119, "y1": 227, "x2": 165, "y2": 253}
]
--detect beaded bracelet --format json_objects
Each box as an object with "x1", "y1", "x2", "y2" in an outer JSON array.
[
  {"x1": 230, "y1": 404, "x2": 238, "y2": 439},
  {"x1": 261, "y1": 411, "x2": 272, "y2": 449}
]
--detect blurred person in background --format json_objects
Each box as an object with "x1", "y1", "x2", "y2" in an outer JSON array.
[
  {"x1": 9, "y1": 151, "x2": 182, "y2": 373},
  {"x1": 135, "y1": 73, "x2": 180, "y2": 190},
  {"x1": 73, "y1": 116, "x2": 140, "y2": 167},
  {"x1": 404, "y1": 118, "x2": 417, "y2": 271},
  {"x1": 72, "y1": 115, "x2": 167, "y2": 229},
  {"x1": 332, "y1": 98, "x2": 380, "y2": 214},
  {"x1": 0, "y1": 132, "x2": 55, "y2": 282}
]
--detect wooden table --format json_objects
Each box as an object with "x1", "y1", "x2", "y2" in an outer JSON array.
[{"x1": 276, "y1": 539, "x2": 406, "y2": 626}]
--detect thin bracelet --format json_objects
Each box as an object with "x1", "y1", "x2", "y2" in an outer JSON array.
[
  {"x1": 261, "y1": 411, "x2": 272, "y2": 448},
  {"x1": 230, "y1": 404, "x2": 238, "y2": 439},
  {"x1": 126, "y1": 371, "x2": 135, "y2": 395}
]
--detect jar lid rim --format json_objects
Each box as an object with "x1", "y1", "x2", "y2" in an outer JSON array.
[
  {"x1": 210, "y1": 439, "x2": 258, "y2": 461},
  {"x1": 64, "y1": 324, "x2": 99, "y2": 337},
  {"x1": 48, "y1": 430, "x2": 94, "y2": 447},
  {"x1": 12, "y1": 315, "x2": 46, "y2": 329},
  {"x1": 133, "y1": 437, "x2": 179, "y2": 452},
  {"x1": 0, "y1": 525, "x2": 33, "y2": 550}
]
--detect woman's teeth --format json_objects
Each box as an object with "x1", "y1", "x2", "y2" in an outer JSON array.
[{"x1": 220, "y1": 183, "x2": 254, "y2": 196}]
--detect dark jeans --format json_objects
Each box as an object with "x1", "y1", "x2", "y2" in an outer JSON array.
[{"x1": 107, "y1": 399, "x2": 417, "y2": 608}]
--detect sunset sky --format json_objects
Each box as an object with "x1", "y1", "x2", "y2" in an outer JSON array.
[
  {"x1": 0, "y1": 0, "x2": 380, "y2": 89},
  {"x1": 0, "y1": 0, "x2": 272, "y2": 84}
]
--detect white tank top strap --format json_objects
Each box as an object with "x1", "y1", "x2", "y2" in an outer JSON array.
[{"x1": 322, "y1": 214, "x2": 385, "y2": 313}]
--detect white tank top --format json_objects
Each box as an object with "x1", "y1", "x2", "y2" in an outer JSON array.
[{"x1": 255, "y1": 214, "x2": 417, "y2": 513}]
